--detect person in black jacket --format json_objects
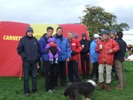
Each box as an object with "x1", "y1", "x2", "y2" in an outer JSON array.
[
  {"x1": 17, "y1": 27, "x2": 40, "y2": 96},
  {"x1": 80, "y1": 33, "x2": 90, "y2": 79},
  {"x1": 114, "y1": 31, "x2": 127, "y2": 90}
]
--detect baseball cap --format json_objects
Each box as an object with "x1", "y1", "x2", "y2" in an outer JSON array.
[{"x1": 93, "y1": 34, "x2": 100, "y2": 38}]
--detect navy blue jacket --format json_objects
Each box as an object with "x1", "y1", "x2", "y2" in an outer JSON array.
[
  {"x1": 38, "y1": 36, "x2": 49, "y2": 61},
  {"x1": 53, "y1": 35, "x2": 71, "y2": 61},
  {"x1": 17, "y1": 35, "x2": 40, "y2": 62}
]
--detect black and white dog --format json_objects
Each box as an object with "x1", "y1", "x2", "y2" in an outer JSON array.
[{"x1": 64, "y1": 80, "x2": 97, "y2": 100}]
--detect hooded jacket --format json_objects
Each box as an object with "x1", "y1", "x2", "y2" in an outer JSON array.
[
  {"x1": 45, "y1": 37, "x2": 61, "y2": 55},
  {"x1": 17, "y1": 34, "x2": 40, "y2": 62},
  {"x1": 96, "y1": 38, "x2": 119, "y2": 65}
]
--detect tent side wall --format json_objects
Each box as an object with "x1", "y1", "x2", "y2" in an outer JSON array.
[
  {"x1": 59, "y1": 24, "x2": 89, "y2": 41},
  {"x1": 0, "y1": 21, "x2": 30, "y2": 76}
]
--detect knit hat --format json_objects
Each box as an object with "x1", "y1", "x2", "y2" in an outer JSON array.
[
  {"x1": 48, "y1": 38, "x2": 55, "y2": 43},
  {"x1": 110, "y1": 30, "x2": 116, "y2": 34},
  {"x1": 26, "y1": 27, "x2": 33, "y2": 33},
  {"x1": 82, "y1": 33, "x2": 86, "y2": 37},
  {"x1": 93, "y1": 34, "x2": 100, "y2": 38},
  {"x1": 102, "y1": 30, "x2": 109, "y2": 35},
  {"x1": 73, "y1": 33, "x2": 78, "y2": 39}
]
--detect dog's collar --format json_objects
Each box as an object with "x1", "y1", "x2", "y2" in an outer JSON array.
[{"x1": 87, "y1": 80, "x2": 97, "y2": 87}]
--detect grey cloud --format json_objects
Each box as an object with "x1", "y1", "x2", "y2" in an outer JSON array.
[
  {"x1": 0, "y1": 0, "x2": 88, "y2": 24},
  {"x1": 111, "y1": 7, "x2": 133, "y2": 28},
  {"x1": 0, "y1": 0, "x2": 133, "y2": 29}
]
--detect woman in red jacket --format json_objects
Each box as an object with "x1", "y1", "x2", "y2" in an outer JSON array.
[
  {"x1": 96, "y1": 30, "x2": 119, "y2": 91},
  {"x1": 67, "y1": 31, "x2": 82, "y2": 83}
]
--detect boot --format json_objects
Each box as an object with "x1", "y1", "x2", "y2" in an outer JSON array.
[
  {"x1": 106, "y1": 84, "x2": 111, "y2": 91},
  {"x1": 98, "y1": 82, "x2": 104, "y2": 90}
]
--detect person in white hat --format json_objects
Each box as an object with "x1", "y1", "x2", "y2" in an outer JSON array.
[{"x1": 90, "y1": 34, "x2": 100, "y2": 83}]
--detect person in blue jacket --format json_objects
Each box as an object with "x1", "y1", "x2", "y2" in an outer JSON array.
[
  {"x1": 90, "y1": 34, "x2": 100, "y2": 83},
  {"x1": 39, "y1": 26, "x2": 58, "y2": 93},
  {"x1": 17, "y1": 27, "x2": 40, "y2": 96},
  {"x1": 53, "y1": 27, "x2": 71, "y2": 87}
]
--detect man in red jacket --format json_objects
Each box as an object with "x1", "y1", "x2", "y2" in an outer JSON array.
[
  {"x1": 96, "y1": 30, "x2": 119, "y2": 91},
  {"x1": 67, "y1": 31, "x2": 82, "y2": 83}
]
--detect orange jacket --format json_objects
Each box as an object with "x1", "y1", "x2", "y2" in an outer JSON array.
[
  {"x1": 69, "y1": 38, "x2": 82, "y2": 61},
  {"x1": 96, "y1": 38, "x2": 119, "y2": 65}
]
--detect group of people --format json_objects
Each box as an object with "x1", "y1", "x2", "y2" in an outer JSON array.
[
  {"x1": 95, "y1": 30, "x2": 126, "y2": 91},
  {"x1": 17, "y1": 26, "x2": 127, "y2": 96}
]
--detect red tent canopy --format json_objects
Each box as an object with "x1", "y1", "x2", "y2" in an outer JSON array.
[{"x1": 0, "y1": 21, "x2": 88, "y2": 76}]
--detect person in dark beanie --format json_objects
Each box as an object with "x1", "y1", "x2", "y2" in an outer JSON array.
[
  {"x1": 73, "y1": 33, "x2": 79, "y2": 39},
  {"x1": 80, "y1": 33, "x2": 90, "y2": 79},
  {"x1": 17, "y1": 27, "x2": 40, "y2": 96},
  {"x1": 114, "y1": 31, "x2": 127, "y2": 90}
]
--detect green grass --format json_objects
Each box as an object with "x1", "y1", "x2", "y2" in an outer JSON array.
[{"x1": 0, "y1": 61, "x2": 133, "y2": 100}]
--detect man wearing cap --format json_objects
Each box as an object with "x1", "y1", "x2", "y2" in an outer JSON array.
[
  {"x1": 114, "y1": 32, "x2": 127, "y2": 90},
  {"x1": 17, "y1": 27, "x2": 40, "y2": 96},
  {"x1": 90, "y1": 34, "x2": 100, "y2": 83},
  {"x1": 80, "y1": 33, "x2": 90, "y2": 79},
  {"x1": 96, "y1": 30, "x2": 119, "y2": 91}
]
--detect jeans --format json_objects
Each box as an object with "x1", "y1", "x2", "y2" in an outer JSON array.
[{"x1": 23, "y1": 62, "x2": 37, "y2": 94}]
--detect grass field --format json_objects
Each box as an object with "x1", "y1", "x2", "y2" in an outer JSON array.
[{"x1": 0, "y1": 61, "x2": 133, "y2": 100}]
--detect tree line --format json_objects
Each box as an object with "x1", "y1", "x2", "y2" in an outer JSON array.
[{"x1": 80, "y1": 5, "x2": 130, "y2": 37}]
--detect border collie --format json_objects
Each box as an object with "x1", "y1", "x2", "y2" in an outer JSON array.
[{"x1": 64, "y1": 80, "x2": 96, "y2": 100}]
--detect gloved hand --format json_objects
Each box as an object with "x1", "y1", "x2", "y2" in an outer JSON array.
[{"x1": 71, "y1": 51, "x2": 77, "y2": 56}]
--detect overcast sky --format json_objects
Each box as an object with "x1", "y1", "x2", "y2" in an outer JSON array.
[{"x1": 0, "y1": 0, "x2": 133, "y2": 28}]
